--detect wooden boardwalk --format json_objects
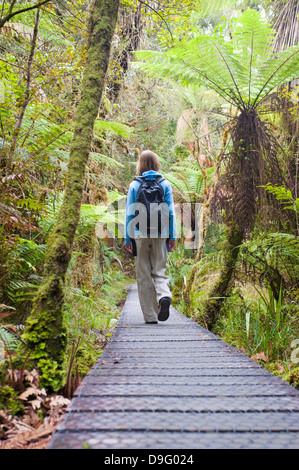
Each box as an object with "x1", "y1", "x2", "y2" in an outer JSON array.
[{"x1": 49, "y1": 284, "x2": 299, "y2": 449}]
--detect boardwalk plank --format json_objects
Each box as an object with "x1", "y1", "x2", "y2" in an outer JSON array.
[{"x1": 49, "y1": 284, "x2": 299, "y2": 449}]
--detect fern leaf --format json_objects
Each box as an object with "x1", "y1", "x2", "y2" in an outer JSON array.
[
  {"x1": 94, "y1": 120, "x2": 134, "y2": 138},
  {"x1": 136, "y1": 8, "x2": 299, "y2": 110},
  {"x1": 89, "y1": 152, "x2": 124, "y2": 168}
]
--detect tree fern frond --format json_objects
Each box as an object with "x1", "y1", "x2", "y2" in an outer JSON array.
[
  {"x1": 136, "y1": 8, "x2": 299, "y2": 110},
  {"x1": 89, "y1": 152, "x2": 124, "y2": 168},
  {"x1": 162, "y1": 161, "x2": 215, "y2": 203},
  {"x1": 232, "y1": 8, "x2": 276, "y2": 64},
  {"x1": 0, "y1": 326, "x2": 20, "y2": 351},
  {"x1": 198, "y1": 0, "x2": 244, "y2": 19},
  {"x1": 239, "y1": 232, "x2": 299, "y2": 283},
  {"x1": 253, "y1": 44, "x2": 299, "y2": 107},
  {"x1": 231, "y1": 9, "x2": 275, "y2": 103},
  {"x1": 136, "y1": 43, "x2": 244, "y2": 108},
  {"x1": 94, "y1": 119, "x2": 134, "y2": 139}
]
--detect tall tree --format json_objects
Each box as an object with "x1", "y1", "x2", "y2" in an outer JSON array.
[{"x1": 23, "y1": 0, "x2": 120, "y2": 390}]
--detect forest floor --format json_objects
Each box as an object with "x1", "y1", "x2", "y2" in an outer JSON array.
[
  {"x1": 0, "y1": 322, "x2": 120, "y2": 449},
  {"x1": 0, "y1": 393, "x2": 70, "y2": 449}
]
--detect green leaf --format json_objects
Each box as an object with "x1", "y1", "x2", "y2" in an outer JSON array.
[
  {"x1": 94, "y1": 120, "x2": 134, "y2": 138},
  {"x1": 135, "y1": 8, "x2": 299, "y2": 110},
  {"x1": 89, "y1": 152, "x2": 124, "y2": 168}
]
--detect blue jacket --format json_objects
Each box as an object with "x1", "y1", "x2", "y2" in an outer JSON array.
[{"x1": 125, "y1": 170, "x2": 176, "y2": 245}]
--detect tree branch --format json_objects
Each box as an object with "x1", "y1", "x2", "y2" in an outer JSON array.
[
  {"x1": 0, "y1": 0, "x2": 52, "y2": 28},
  {"x1": 137, "y1": 0, "x2": 174, "y2": 42}
]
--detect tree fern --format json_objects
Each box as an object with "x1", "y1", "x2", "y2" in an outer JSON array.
[
  {"x1": 163, "y1": 161, "x2": 215, "y2": 203},
  {"x1": 94, "y1": 119, "x2": 134, "y2": 139},
  {"x1": 136, "y1": 9, "x2": 299, "y2": 111},
  {"x1": 136, "y1": 8, "x2": 299, "y2": 326},
  {"x1": 239, "y1": 232, "x2": 299, "y2": 298},
  {"x1": 138, "y1": 8, "x2": 298, "y2": 232}
]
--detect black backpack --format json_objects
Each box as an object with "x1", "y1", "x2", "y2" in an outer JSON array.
[{"x1": 134, "y1": 175, "x2": 165, "y2": 236}]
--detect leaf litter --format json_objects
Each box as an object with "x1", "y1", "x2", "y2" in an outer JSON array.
[{"x1": 0, "y1": 368, "x2": 70, "y2": 449}]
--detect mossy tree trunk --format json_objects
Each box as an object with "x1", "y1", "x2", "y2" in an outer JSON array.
[
  {"x1": 203, "y1": 109, "x2": 280, "y2": 331},
  {"x1": 23, "y1": 0, "x2": 120, "y2": 390},
  {"x1": 204, "y1": 221, "x2": 244, "y2": 331}
]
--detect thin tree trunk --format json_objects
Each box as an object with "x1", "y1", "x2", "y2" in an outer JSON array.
[
  {"x1": 183, "y1": 123, "x2": 231, "y2": 305},
  {"x1": 108, "y1": 2, "x2": 143, "y2": 102},
  {"x1": 6, "y1": 8, "x2": 41, "y2": 173},
  {"x1": 182, "y1": 165, "x2": 219, "y2": 306},
  {"x1": 23, "y1": 0, "x2": 120, "y2": 390}
]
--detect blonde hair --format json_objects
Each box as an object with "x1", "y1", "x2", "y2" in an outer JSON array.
[{"x1": 137, "y1": 150, "x2": 160, "y2": 176}]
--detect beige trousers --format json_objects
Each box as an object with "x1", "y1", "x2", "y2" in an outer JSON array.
[{"x1": 135, "y1": 238, "x2": 172, "y2": 323}]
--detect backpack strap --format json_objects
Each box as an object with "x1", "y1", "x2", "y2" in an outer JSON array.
[
  {"x1": 154, "y1": 176, "x2": 165, "y2": 199},
  {"x1": 134, "y1": 176, "x2": 165, "y2": 183},
  {"x1": 155, "y1": 176, "x2": 165, "y2": 184}
]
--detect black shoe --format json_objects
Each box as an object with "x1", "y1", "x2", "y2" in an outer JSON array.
[
  {"x1": 158, "y1": 297, "x2": 171, "y2": 322},
  {"x1": 145, "y1": 321, "x2": 158, "y2": 324}
]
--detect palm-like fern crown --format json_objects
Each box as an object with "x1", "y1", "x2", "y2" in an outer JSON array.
[{"x1": 137, "y1": 9, "x2": 299, "y2": 111}]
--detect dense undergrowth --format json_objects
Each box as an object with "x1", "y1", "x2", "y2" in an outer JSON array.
[{"x1": 169, "y1": 238, "x2": 299, "y2": 390}]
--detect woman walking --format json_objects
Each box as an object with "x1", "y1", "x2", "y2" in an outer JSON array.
[{"x1": 125, "y1": 150, "x2": 176, "y2": 324}]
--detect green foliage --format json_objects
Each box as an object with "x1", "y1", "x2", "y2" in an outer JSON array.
[
  {"x1": 38, "y1": 190, "x2": 126, "y2": 244},
  {"x1": 239, "y1": 232, "x2": 299, "y2": 297},
  {"x1": 94, "y1": 119, "x2": 134, "y2": 139},
  {"x1": 136, "y1": 8, "x2": 299, "y2": 110},
  {"x1": 64, "y1": 282, "x2": 120, "y2": 336},
  {"x1": 0, "y1": 237, "x2": 46, "y2": 320},
  {"x1": 263, "y1": 183, "x2": 299, "y2": 231},
  {"x1": 79, "y1": 194, "x2": 126, "y2": 241},
  {"x1": 168, "y1": 242, "x2": 194, "y2": 301},
  {"x1": 215, "y1": 285, "x2": 298, "y2": 364},
  {"x1": 0, "y1": 327, "x2": 20, "y2": 353},
  {"x1": 163, "y1": 161, "x2": 215, "y2": 203},
  {"x1": 23, "y1": 310, "x2": 67, "y2": 391},
  {"x1": 89, "y1": 152, "x2": 124, "y2": 169},
  {"x1": 62, "y1": 269, "x2": 132, "y2": 391},
  {"x1": 283, "y1": 367, "x2": 299, "y2": 389},
  {"x1": 0, "y1": 385, "x2": 24, "y2": 416},
  {"x1": 1, "y1": 0, "x2": 298, "y2": 401}
]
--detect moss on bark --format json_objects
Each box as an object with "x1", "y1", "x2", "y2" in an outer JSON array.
[
  {"x1": 204, "y1": 221, "x2": 244, "y2": 331},
  {"x1": 23, "y1": 0, "x2": 120, "y2": 390}
]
